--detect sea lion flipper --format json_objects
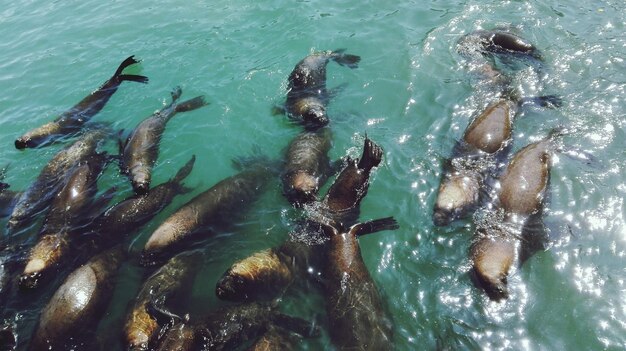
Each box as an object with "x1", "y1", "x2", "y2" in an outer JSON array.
[
  {"x1": 117, "y1": 74, "x2": 149, "y2": 84},
  {"x1": 271, "y1": 313, "x2": 321, "y2": 338},
  {"x1": 271, "y1": 104, "x2": 287, "y2": 116},
  {"x1": 330, "y1": 49, "x2": 361, "y2": 69},
  {"x1": 357, "y1": 137, "x2": 383, "y2": 171},
  {"x1": 175, "y1": 96, "x2": 208, "y2": 113},
  {"x1": 350, "y1": 217, "x2": 399, "y2": 237},
  {"x1": 518, "y1": 94, "x2": 563, "y2": 109},
  {"x1": 171, "y1": 155, "x2": 196, "y2": 186}
]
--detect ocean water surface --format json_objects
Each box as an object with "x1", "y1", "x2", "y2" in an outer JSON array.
[{"x1": 0, "y1": 0, "x2": 625, "y2": 349}]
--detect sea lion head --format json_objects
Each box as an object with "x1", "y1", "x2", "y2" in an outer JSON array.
[
  {"x1": 302, "y1": 105, "x2": 329, "y2": 129},
  {"x1": 14, "y1": 137, "x2": 31, "y2": 150},
  {"x1": 433, "y1": 172, "x2": 481, "y2": 226},
  {"x1": 284, "y1": 171, "x2": 318, "y2": 207},
  {"x1": 215, "y1": 273, "x2": 249, "y2": 301},
  {"x1": 131, "y1": 168, "x2": 151, "y2": 195},
  {"x1": 469, "y1": 234, "x2": 516, "y2": 301}
]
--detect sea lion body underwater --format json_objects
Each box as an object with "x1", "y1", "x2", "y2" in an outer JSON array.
[
  {"x1": 282, "y1": 127, "x2": 333, "y2": 207},
  {"x1": 28, "y1": 246, "x2": 124, "y2": 351},
  {"x1": 457, "y1": 29, "x2": 543, "y2": 62},
  {"x1": 283, "y1": 50, "x2": 360, "y2": 129},
  {"x1": 470, "y1": 132, "x2": 560, "y2": 300},
  {"x1": 19, "y1": 153, "x2": 111, "y2": 289},
  {"x1": 15, "y1": 56, "x2": 148, "y2": 149},
  {"x1": 141, "y1": 158, "x2": 276, "y2": 266},
  {"x1": 7, "y1": 128, "x2": 107, "y2": 231},
  {"x1": 246, "y1": 326, "x2": 301, "y2": 351},
  {"x1": 216, "y1": 138, "x2": 382, "y2": 302},
  {"x1": 320, "y1": 218, "x2": 399, "y2": 351},
  {"x1": 124, "y1": 251, "x2": 202, "y2": 351},
  {"x1": 433, "y1": 93, "x2": 562, "y2": 226},
  {"x1": 120, "y1": 87, "x2": 207, "y2": 195}
]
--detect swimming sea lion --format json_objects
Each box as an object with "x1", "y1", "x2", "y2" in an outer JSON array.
[
  {"x1": 120, "y1": 87, "x2": 207, "y2": 195},
  {"x1": 19, "y1": 153, "x2": 111, "y2": 289},
  {"x1": 15, "y1": 56, "x2": 148, "y2": 149},
  {"x1": 281, "y1": 127, "x2": 334, "y2": 207},
  {"x1": 29, "y1": 246, "x2": 124, "y2": 350},
  {"x1": 320, "y1": 218, "x2": 398, "y2": 351},
  {"x1": 0, "y1": 187, "x2": 20, "y2": 219},
  {"x1": 90, "y1": 155, "x2": 195, "y2": 242},
  {"x1": 141, "y1": 158, "x2": 276, "y2": 266},
  {"x1": 8, "y1": 128, "x2": 107, "y2": 231},
  {"x1": 246, "y1": 326, "x2": 301, "y2": 351},
  {"x1": 457, "y1": 30, "x2": 543, "y2": 61},
  {"x1": 282, "y1": 50, "x2": 360, "y2": 129},
  {"x1": 195, "y1": 302, "x2": 319, "y2": 351},
  {"x1": 470, "y1": 131, "x2": 560, "y2": 300},
  {"x1": 154, "y1": 322, "x2": 197, "y2": 351},
  {"x1": 433, "y1": 94, "x2": 562, "y2": 226},
  {"x1": 124, "y1": 251, "x2": 202, "y2": 351}
]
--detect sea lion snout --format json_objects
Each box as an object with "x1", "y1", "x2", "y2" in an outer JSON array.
[
  {"x1": 432, "y1": 208, "x2": 453, "y2": 226},
  {"x1": 285, "y1": 171, "x2": 318, "y2": 206},
  {"x1": 133, "y1": 181, "x2": 149, "y2": 195},
  {"x1": 14, "y1": 137, "x2": 29, "y2": 150},
  {"x1": 303, "y1": 106, "x2": 329, "y2": 129}
]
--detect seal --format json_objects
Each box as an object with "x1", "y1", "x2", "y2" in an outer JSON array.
[
  {"x1": 470, "y1": 131, "x2": 561, "y2": 300},
  {"x1": 194, "y1": 302, "x2": 319, "y2": 350},
  {"x1": 120, "y1": 87, "x2": 207, "y2": 195},
  {"x1": 246, "y1": 326, "x2": 301, "y2": 351},
  {"x1": 433, "y1": 93, "x2": 562, "y2": 226},
  {"x1": 457, "y1": 29, "x2": 543, "y2": 61},
  {"x1": 319, "y1": 218, "x2": 398, "y2": 351},
  {"x1": 281, "y1": 127, "x2": 334, "y2": 207},
  {"x1": 15, "y1": 56, "x2": 148, "y2": 149},
  {"x1": 7, "y1": 128, "x2": 107, "y2": 232},
  {"x1": 141, "y1": 157, "x2": 276, "y2": 266},
  {"x1": 154, "y1": 322, "x2": 197, "y2": 351},
  {"x1": 281, "y1": 49, "x2": 360, "y2": 129},
  {"x1": 28, "y1": 246, "x2": 124, "y2": 351},
  {"x1": 19, "y1": 153, "x2": 112, "y2": 289},
  {"x1": 124, "y1": 251, "x2": 202, "y2": 351}
]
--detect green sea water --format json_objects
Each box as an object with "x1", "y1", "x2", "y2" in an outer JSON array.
[{"x1": 1, "y1": 0, "x2": 625, "y2": 350}]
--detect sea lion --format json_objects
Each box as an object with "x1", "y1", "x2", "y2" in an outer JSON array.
[
  {"x1": 154, "y1": 322, "x2": 197, "y2": 351},
  {"x1": 0, "y1": 187, "x2": 20, "y2": 219},
  {"x1": 7, "y1": 128, "x2": 107, "y2": 231},
  {"x1": 124, "y1": 251, "x2": 202, "y2": 351},
  {"x1": 433, "y1": 94, "x2": 562, "y2": 226},
  {"x1": 320, "y1": 218, "x2": 398, "y2": 351},
  {"x1": 91, "y1": 156, "x2": 194, "y2": 242},
  {"x1": 246, "y1": 326, "x2": 301, "y2": 351},
  {"x1": 457, "y1": 29, "x2": 543, "y2": 61},
  {"x1": 215, "y1": 220, "x2": 326, "y2": 302},
  {"x1": 19, "y1": 153, "x2": 111, "y2": 289},
  {"x1": 470, "y1": 132, "x2": 559, "y2": 300},
  {"x1": 281, "y1": 127, "x2": 333, "y2": 207},
  {"x1": 282, "y1": 49, "x2": 360, "y2": 129},
  {"x1": 120, "y1": 87, "x2": 207, "y2": 195},
  {"x1": 29, "y1": 246, "x2": 124, "y2": 350},
  {"x1": 15, "y1": 56, "x2": 148, "y2": 149},
  {"x1": 141, "y1": 158, "x2": 276, "y2": 266},
  {"x1": 195, "y1": 302, "x2": 319, "y2": 351}
]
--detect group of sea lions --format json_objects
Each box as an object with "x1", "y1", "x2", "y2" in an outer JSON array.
[
  {"x1": 0, "y1": 29, "x2": 588, "y2": 350},
  {"x1": 434, "y1": 29, "x2": 592, "y2": 301},
  {"x1": 0, "y1": 47, "x2": 400, "y2": 350}
]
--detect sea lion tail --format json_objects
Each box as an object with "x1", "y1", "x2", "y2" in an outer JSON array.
[
  {"x1": 171, "y1": 155, "x2": 196, "y2": 192},
  {"x1": 115, "y1": 55, "x2": 149, "y2": 84},
  {"x1": 175, "y1": 96, "x2": 208, "y2": 113},
  {"x1": 271, "y1": 313, "x2": 321, "y2": 338},
  {"x1": 331, "y1": 49, "x2": 361, "y2": 69},
  {"x1": 357, "y1": 136, "x2": 383, "y2": 171},
  {"x1": 350, "y1": 217, "x2": 399, "y2": 237}
]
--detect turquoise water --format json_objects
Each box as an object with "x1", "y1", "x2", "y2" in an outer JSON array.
[{"x1": 1, "y1": 0, "x2": 625, "y2": 349}]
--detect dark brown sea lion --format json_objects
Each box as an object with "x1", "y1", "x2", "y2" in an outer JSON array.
[
  {"x1": 124, "y1": 251, "x2": 202, "y2": 351},
  {"x1": 120, "y1": 87, "x2": 207, "y2": 195},
  {"x1": 141, "y1": 158, "x2": 276, "y2": 266},
  {"x1": 15, "y1": 56, "x2": 148, "y2": 149},
  {"x1": 470, "y1": 132, "x2": 559, "y2": 300},
  {"x1": 154, "y1": 322, "x2": 197, "y2": 351},
  {"x1": 281, "y1": 127, "x2": 333, "y2": 207},
  {"x1": 29, "y1": 246, "x2": 125, "y2": 350},
  {"x1": 320, "y1": 218, "x2": 398, "y2": 351},
  {"x1": 457, "y1": 30, "x2": 543, "y2": 61},
  {"x1": 0, "y1": 187, "x2": 20, "y2": 219},
  {"x1": 7, "y1": 128, "x2": 107, "y2": 231},
  {"x1": 90, "y1": 155, "x2": 195, "y2": 241},
  {"x1": 433, "y1": 94, "x2": 562, "y2": 226},
  {"x1": 282, "y1": 49, "x2": 360, "y2": 129},
  {"x1": 19, "y1": 153, "x2": 112, "y2": 289},
  {"x1": 194, "y1": 302, "x2": 319, "y2": 351}
]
